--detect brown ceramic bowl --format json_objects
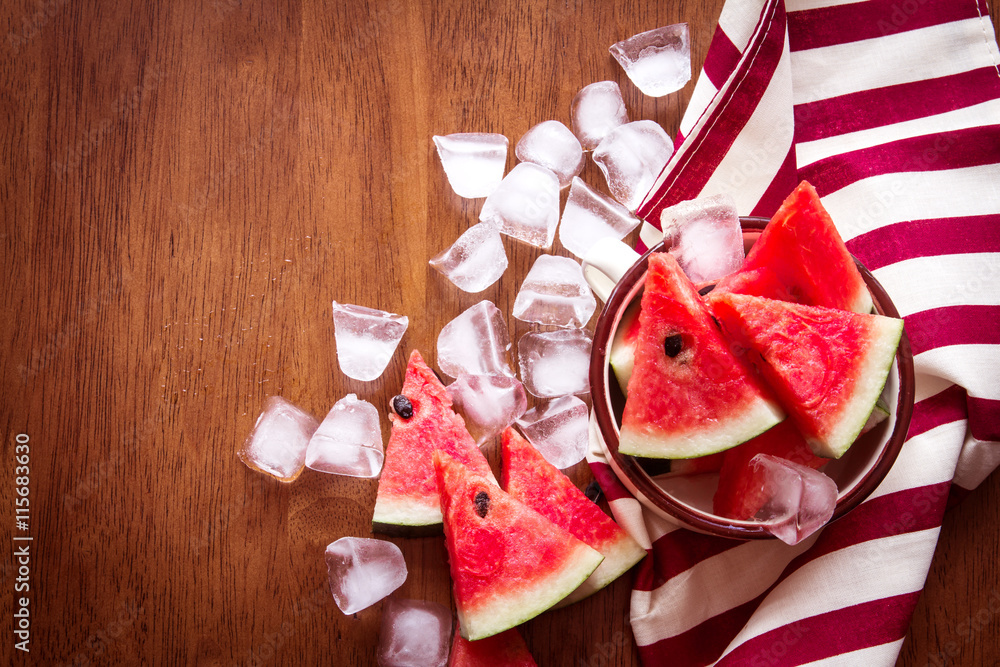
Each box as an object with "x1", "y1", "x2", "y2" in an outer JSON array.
[{"x1": 588, "y1": 217, "x2": 915, "y2": 539}]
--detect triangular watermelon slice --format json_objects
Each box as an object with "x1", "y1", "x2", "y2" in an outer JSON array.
[
  {"x1": 448, "y1": 625, "x2": 538, "y2": 666},
  {"x1": 714, "y1": 181, "x2": 873, "y2": 314},
  {"x1": 500, "y1": 427, "x2": 646, "y2": 606},
  {"x1": 710, "y1": 293, "x2": 903, "y2": 459},
  {"x1": 618, "y1": 252, "x2": 785, "y2": 459},
  {"x1": 373, "y1": 350, "x2": 496, "y2": 535},
  {"x1": 434, "y1": 451, "x2": 604, "y2": 641}
]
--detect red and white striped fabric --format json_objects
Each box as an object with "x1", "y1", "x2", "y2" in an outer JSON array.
[{"x1": 587, "y1": 0, "x2": 1000, "y2": 664}]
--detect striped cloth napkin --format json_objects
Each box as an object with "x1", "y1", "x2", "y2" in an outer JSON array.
[{"x1": 587, "y1": 0, "x2": 1000, "y2": 664}]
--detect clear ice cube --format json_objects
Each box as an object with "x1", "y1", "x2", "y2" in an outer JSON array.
[
  {"x1": 429, "y1": 222, "x2": 508, "y2": 293},
  {"x1": 331, "y1": 302, "x2": 408, "y2": 382},
  {"x1": 306, "y1": 394, "x2": 384, "y2": 478},
  {"x1": 238, "y1": 396, "x2": 319, "y2": 482},
  {"x1": 515, "y1": 120, "x2": 585, "y2": 189},
  {"x1": 432, "y1": 133, "x2": 508, "y2": 198},
  {"x1": 437, "y1": 300, "x2": 514, "y2": 379},
  {"x1": 610, "y1": 24, "x2": 692, "y2": 97},
  {"x1": 377, "y1": 598, "x2": 453, "y2": 667},
  {"x1": 749, "y1": 454, "x2": 838, "y2": 546},
  {"x1": 558, "y1": 177, "x2": 641, "y2": 259},
  {"x1": 516, "y1": 395, "x2": 591, "y2": 469},
  {"x1": 479, "y1": 162, "x2": 561, "y2": 249},
  {"x1": 661, "y1": 193, "x2": 744, "y2": 283},
  {"x1": 325, "y1": 537, "x2": 408, "y2": 615},
  {"x1": 592, "y1": 120, "x2": 674, "y2": 211},
  {"x1": 512, "y1": 254, "x2": 597, "y2": 328},
  {"x1": 570, "y1": 81, "x2": 629, "y2": 151},
  {"x1": 447, "y1": 374, "x2": 528, "y2": 446},
  {"x1": 517, "y1": 329, "x2": 593, "y2": 398}
]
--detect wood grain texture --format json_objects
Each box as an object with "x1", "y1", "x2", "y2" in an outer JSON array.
[{"x1": 0, "y1": 1, "x2": 997, "y2": 665}]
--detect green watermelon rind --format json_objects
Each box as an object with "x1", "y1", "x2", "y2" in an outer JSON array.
[
  {"x1": 810, "y1": 315, "x2": 903, "y2": 459},
  {"x1": 618, "y1": 398, "x2": 785, "y2": 460},
  {"x1": 371, "y1": 498, "x2": 444, "y2": 536},
  {"x1": 556, "y1": 530, "x2": 647, "y2": 608},
  {"x1": 457, "y1": 541, "x2": 604, "y2": 641}
]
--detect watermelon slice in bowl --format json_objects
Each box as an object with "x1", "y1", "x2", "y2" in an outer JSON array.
[{"x1": 589, "y1": 216, "x2": 915, "y2": 539}]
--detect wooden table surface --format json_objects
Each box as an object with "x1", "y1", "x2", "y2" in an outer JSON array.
[{"x1": 2, "y1": 1, "x2": 999, "y2": 665}]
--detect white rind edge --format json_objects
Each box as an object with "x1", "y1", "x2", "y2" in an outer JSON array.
[
  {"x1": 460, "y1": 543, "x2": 605, "y2": 641},
  {"x1": 812, "y1": 315, "x2": 904, "y2": 458},
  {"x1": 557, "y1": 530, "x2": 648, "y2": 607},
  {"x1": 372, "y1": 497, "x2": 442, "y2": 528}
]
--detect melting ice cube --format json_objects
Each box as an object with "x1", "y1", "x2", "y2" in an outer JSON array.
[
  {"x1": 512, "y1": 254, "x2": 596, "y2": 328},
  {"x1": 377, "y1": 598, "x2": 453, "y2": 667},
  {"x1": 749, "y1": 454, "x2": 838, "y2": 546},
  {"x1": 447, "y1": 374, "x2": 528, "y2": 446},
  {"x1": 238, "y1": 396, "x2": 319, "y2": 482},
  {"x1": 432, "y1": 133, "x2": 508, "y2": 198},
  {"x1": 325, "y1": 537, "x2": 407, "y2": 615},
  {"x1": 558, "y1": 177, "x2": 641, "y2": 260},
  {"x1": 515, "y1": 120, "x2": 585, "y2": 189},
  {"x1": 331, "y1": 302, "x2": 408, "y2": 382},
  {"x1": 592, "y1": 120, "x2": 674, "y2": 211},
  {"x1": 661, "y1": 193, "x2": 744, "y2": 283},
  {"x1": 479, "y1": 162, "x2": 561, "y2": 249},
  {"x1": 570, "y1": 81, "x2": 629, "y2": 151},
  {"x1": 437, "y1": 301, "x2": 514, "y2": 379},
  {"x1": 517, "y1": 329, "x2": 593, "y2": 397},
  {"x1": 516, "y1": 395, "x2": 591, "y2": 469},
  {"x1": 610, "y1": 24, "x2": 692, "y2": 97},
  {"x1": 429, "y1": 222, "x2": 508, "y2": 293},
  {"x1": 306, "y1": 394, "x2": 384, "y2": 478}
]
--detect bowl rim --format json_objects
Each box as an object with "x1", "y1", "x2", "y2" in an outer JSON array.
[{"x1": 588, "y1": 216, "x2": 916, "y2": 539}]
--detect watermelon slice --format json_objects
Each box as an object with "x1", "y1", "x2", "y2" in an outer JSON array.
[
  {"x1": 434, "y1": 451, "x2": 604, "y2": 641},
  {"x1": 373, "y1": 350, "x2": 496, "y2": 534},
  {"x1": 713, "y1": 181, "x2": 873, "y2": 314},
  {"x1": 448, "y1": 626, "x2": 538, "y2": 667},
  {"x1": 500, "y1": 428, "x2": 646, "y2": 606},
  {"x1": 618, "y1": 252, "x2": 785, "y2": 459},
  {"x1": 710, "y1": 293, "x2": 903, "y2": 459},
  {"x1": 609, "y1": 299, "x2": 641, "y2": 395}
]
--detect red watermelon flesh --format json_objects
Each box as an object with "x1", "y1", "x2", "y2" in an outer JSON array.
[
  {"x1": 434, "y1": 451, "x2": 604, "y2": 641},
  {"x1": 710, "y1": 293, "x2": 902, "y2": 459},
  {"x1": 618, "y1": 253, "x2": 785, "y2": 459},
  {"x1": 448, "y1": 626, "x2": 538, "y2": 667},
  {"x1": 373, "y1": 350, "x2": 496, "y2": 534},
  {"x1": 668, "y1": 451, "x2": 726, "y2": 475},
  {"x1": 714, "y1": 181, "x2": 873, "y2": 314},
  {"x1": 713, "y1": 420, "x2": 827, "y2": 520},
  {"x1": 500, "y1": 428, "x2": 646, "y2": 606}
]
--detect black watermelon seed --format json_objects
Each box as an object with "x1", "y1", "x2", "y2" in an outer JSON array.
[
  {"x1": 584, "y1": 480, "x2": 603, "y2": 504},
  {"x1": 474, "y1": 491, "x2": 490, "y2": 518},
  {"x1": 698, "y1": 284, "x2": 716, "y2": 296},
  {"x1": 391, "y1": 394, "x2": 413, "y2": 419},
  {"x1": 663, "y1": 334, "x2": 683, "y2": 358}
]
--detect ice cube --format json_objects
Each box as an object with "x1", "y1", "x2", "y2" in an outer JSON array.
[
  {"x1": 570, "y1": 81, "x2": 629, "y2": 150},
  {"x1": 447, "y1": 374, "x2": 528, "y2": 446},
  {"x1": 512, "y1": 254, "x2": 597, "y2": 328},
  {"x1": 437, "y1": 300, "x2": 514, "y2": 379},
  {"x1": 661, "y1": 193, "x2": 744, "y2": 283},
  {"x1": 515, "y1": 120, "x2": 585, "y2": 189},
  {"x1": 515, "y1": 395, "x2": 591, "y2": 469},
  {"x1": 377, "y1": 598, "x2": 453, "y2": 667},
  {"x1": 479, "y1": 162, "x2": 561, "y2": 249},
  {"x1": 238, "y1": 396, "x2": 319, "y2": 482},
  {"x1": 749, "y1": 454, "x2": 838, "y2": 546},
  {"x1": 517, "y1": 329, "x2": 593, "y2": 397},
  {"x1": 429, "y1": 222, "x2": 508, "y2": 293},
  {"x1": 306, "y1": 394, "x2": 384, "y2": 478},
  {"x1": 592, "y1": 120, "x2": 674, "y2": 211},
  {"x1": 610, "y1": 24, "x2": 691, "y2": 97},
  {"x1": 325, "y1": 537, "x2": 408, "y2": 615},
  {"x1": 558, "y1": 177, "x2": 641, "y2": 259},
  {"x1": 331, "y1": 302, "x2": 408, "y2": 382},
  {"x1": 432, "y1": 133, "x2": 508, "y2": 198}
]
